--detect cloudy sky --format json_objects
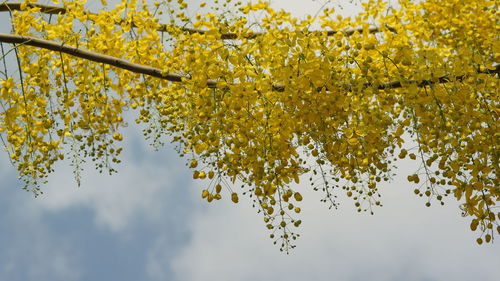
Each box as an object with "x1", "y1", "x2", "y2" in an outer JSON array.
[{"x1": 1, "y1": 1, "x2": 499, "y2": 281}]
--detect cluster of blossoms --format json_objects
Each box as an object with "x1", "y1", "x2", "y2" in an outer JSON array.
[{"x1": 0, "y1": 0, "x2": 498, "y2": 251}]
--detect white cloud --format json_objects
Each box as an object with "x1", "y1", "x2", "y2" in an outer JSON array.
[
  {"x1": 145, "y1": 178, "x2": 206, "y2": 281},
  {"x1": 0, "y1": 196, "x2": 81, "y2": 281},
  {"x1": 0, "y1": 114, "x2": 195, "y2": 280},
  {"x1": 168, "y1": 158, "x2": 500, "y2": 281},
  {"x1": 29, "y1": 126, "x2": 189, "y2": 233}
]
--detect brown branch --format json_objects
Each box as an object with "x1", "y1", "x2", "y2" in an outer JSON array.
[
  {"x1": 0, "y1": 33, "x2": 210, "y2": 85},
  {"x1": 180, "y1": 25, "x2": 395, "y2": 40},
  {"x1": 1, "y1": 33, "x2": 497, "y2": 93},
  {"x1": 271, "y1": 66, "x2": 500, "y2": 92},
  {"x1": 372, "y1": 65, "x2": 500, "y2": 90},
  {"x1": 0, "y1": 2, "x2": 395, "y2": 40},
  {"x1": 0, "y1": 2, "x2": 67, "y2": 14}
]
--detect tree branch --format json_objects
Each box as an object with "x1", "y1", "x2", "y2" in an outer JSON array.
[
  {"x1": 371, "y1": 65, "x2": 499, "y2": 90},
  {"x1": 0, "y1": 2, "x2": 67, "y2": 14},
  {"x1": 0, "y1": 32, "x2": 205, "y2": 85},
  {"x1": 0, "y1": 33, "x2": 497, "y2": 93},
  {"x1": 0, "y1": 2, "x2": 395, "y2": 40}
]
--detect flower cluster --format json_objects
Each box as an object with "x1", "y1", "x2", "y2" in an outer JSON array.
[{"x1": 0, "y1": 0, "x2": 498, "y2": 251}]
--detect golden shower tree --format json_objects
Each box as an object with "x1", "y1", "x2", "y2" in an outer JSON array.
[{"x1": 0, "y1": 0, "x2": 498, "y2": 251}]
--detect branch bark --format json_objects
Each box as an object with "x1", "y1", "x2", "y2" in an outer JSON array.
[
  {"x1": 0, "y1": 33, "x2": 497, "y2": 92},
  {"x1": 0, "y1": 2, "x2": 395, "y2": 40},
  {"x1": 0, "y1": 2, "x2": 67, "y2": 14},
  {"x1": 371, "y1": 65, "x2": 499, "y2": 90},
  {"x1": 0, "y1": 32, "x2": 200, "y2": 85}
]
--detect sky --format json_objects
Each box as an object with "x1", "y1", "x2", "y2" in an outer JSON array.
[{"x1": 1, "y1": 1, "x2": 499, "y2": 281}]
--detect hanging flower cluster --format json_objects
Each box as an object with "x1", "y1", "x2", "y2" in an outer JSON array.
[{"x1": 0, "y1": 0, "x2": 498, "y2": 251}]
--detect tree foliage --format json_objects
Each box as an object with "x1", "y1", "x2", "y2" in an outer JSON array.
[{"x1": 0, "y1": 0, "x2": 498, "y2": 251}]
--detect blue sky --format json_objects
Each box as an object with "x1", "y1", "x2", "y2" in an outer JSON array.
[{"x1": 1, "y1": 1, "x2": 499, "y2": 281}]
